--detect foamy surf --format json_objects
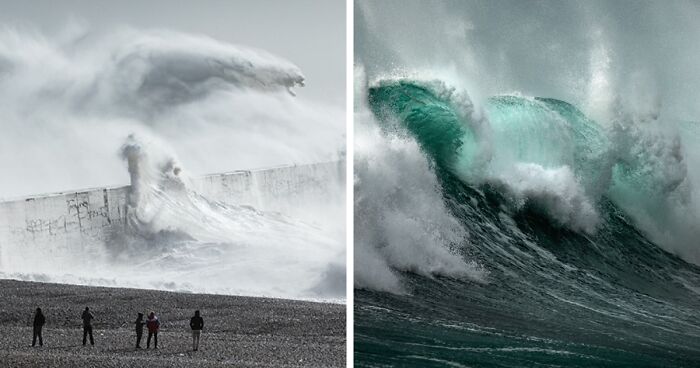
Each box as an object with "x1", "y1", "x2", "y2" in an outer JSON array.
[{"x1": 0, "y1": 136, "x2": 345, "y2": 301}]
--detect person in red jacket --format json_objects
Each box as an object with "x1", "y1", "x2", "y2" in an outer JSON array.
[{"x1": 146, "y1": 311, "x2": 160, "y2": 349}]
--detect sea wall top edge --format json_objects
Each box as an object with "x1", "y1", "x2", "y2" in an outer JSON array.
[{"x1": 0, "y1": 160, "x2": 343, "y2": 204}]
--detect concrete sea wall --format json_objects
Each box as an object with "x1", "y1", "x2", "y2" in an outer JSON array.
[{"x1": 0, "y1": 161, "x2": 344, "y2": 268}]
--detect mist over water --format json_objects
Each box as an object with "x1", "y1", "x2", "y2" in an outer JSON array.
[
  {"x1": 0, "y1": 23, "x2": 344, "y2": 199},
  {"x1": 0, "y1": 24, "x2": 345, "y2": 301}
]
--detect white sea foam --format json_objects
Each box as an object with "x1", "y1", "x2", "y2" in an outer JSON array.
[
  {"x1": 0, "y1": 24, "x2": 345, "y2": 300},
  {"x1": 0, "y1": 134, "x2": 345, "y2": 301},
  {"x1": 354, "y1": 68, "x2": 485, "y2": 293},
  {"x1": 492, "y1": 163, "x2": 599, "y2": 235}
]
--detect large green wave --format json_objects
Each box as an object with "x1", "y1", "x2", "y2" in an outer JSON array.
[
  {"x1": 359, "y1": 79, "x2": 700, "y2": 366},
  {"x1": 367, "y1": 80, "x2": 610, "y2": 193},
  {"x1": 367, "y1": 78, "x2": 699, "y2": 247}
]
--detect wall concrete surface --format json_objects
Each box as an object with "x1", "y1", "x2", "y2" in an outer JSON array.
[{"x1": 0, "y1": 161, "x2": 345, "y2": 269}]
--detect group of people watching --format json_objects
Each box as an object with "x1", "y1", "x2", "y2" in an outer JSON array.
[{"x1": 31, "y1": 307, "x2": 204, "y2": 351}]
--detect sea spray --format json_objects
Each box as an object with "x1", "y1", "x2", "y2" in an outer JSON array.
[
  {"x1": 0, "y1": 24, "x2": 343, "y2": 199},
  {"x1": 354, "y1": 69, "x2": 486, "y2": 293},
  {"x1": 0, "y1": 23, "x2": 344, "y2": 300},
  {"x1": 0, "y1": 134, "x2": 345, "y2": 300}
]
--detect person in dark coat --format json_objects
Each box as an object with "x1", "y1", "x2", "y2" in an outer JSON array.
[
  {"x1": 81, "y1": 307, "x2": 94, "y2": 346},
  {"x1": 135, "y1": 312, "x2": 146, "y2": 349},
  {"x1": 146, "y1": 311, "x2": 160, "y2": 349},
  {"x1": 189, "y1": 310, "x2": 204, "y2": 351},
  {"x1": 32, "y1": 308, "x2": 45, "y2": 347}
]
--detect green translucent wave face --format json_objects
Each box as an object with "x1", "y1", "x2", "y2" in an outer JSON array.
[
  {"x1": 366, "y1": 78, "x2": 695, "y2": 241},
  {"x1": 367, "y1": 80, "x2": 610, "y2": 194},
  {"x1": 367, "y1": 80, "x2": 478, "y2": 172},
  {"x1": 486, "y1": 96, "x2": 611, "y2": 194}
]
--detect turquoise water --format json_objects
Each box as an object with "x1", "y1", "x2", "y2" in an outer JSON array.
[{"x1": 356, "y1": 80, "x2": 700, "y2": 367}]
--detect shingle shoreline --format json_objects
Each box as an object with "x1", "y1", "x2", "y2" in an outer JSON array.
[{"x1": 0, "y1": 279, "x2": 345, "y2": 367}]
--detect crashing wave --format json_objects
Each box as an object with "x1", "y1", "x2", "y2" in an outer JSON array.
[
  {"x1": 357, "y1": 76, "x2": 700, "y2": 291},
  {"x1": 110, "y1": 134, "x2": 345, "y2": 299},
  {"x1": 0, "y1": 25, "x2": 342, "y2": 199}
]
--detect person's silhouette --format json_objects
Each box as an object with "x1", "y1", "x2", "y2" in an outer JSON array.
[
  {"x1": 81, "y1": 307, "x2": 94, "y2": 346},
  {"x1": 146, "y1": 311, "x2": 160, "y2": 349},
  {"x1": 32, "y1": 307, "x2": 45, "y2": 347},
  {"x1": 189, "y1": 310, "x2": 204, "y2": 351},
  {"x1": 135, "y1": 313, "x2": 145, "y2": 349}
]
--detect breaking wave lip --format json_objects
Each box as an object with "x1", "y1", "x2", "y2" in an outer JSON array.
[
  {"x1": 104, "y1": 28, "x2": 306, "y2": 112},
  {"x1": 0, "y1": 25, "x2": 305, "y2": 111}
]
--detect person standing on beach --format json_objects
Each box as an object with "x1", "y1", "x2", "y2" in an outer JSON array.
[
  {"x1": 32, "y1": 307, "x2": 45, "y2": 347},
  {"x1": 189, "y1": 310, "x2": 204, "y2": 351},
  {"x1": 135, "y1": 312, "x2": 146, "y2": 349},
  {"x1": 81, "y1": 307, "x2": 95, "y2": 346},
  {"x1": 146, "y1": 311, "x2": 160, "y2": 349}
]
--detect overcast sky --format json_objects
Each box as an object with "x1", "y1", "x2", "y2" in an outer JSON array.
[
  {"x1": 0, "y1": 0, "x2": 345, "y2": 107},
  {"x1": 356, "y1": 0, "x2": 700, "y2": 121}
]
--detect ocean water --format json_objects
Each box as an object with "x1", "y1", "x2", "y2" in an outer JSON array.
[
  {"x1": 355, "y1": 1, "x2": 700, "y2": 365},
  {"x1": 355, "y1": 78, "x2": 700, "y2": 367}
]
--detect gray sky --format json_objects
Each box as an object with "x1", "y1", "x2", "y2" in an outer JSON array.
[
  {"x1": 356, "y1": 0, "x2": 700, "y2": 121},
  {"x1": 0, "y1": 0, "x2": 346, "y2": 107}
]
